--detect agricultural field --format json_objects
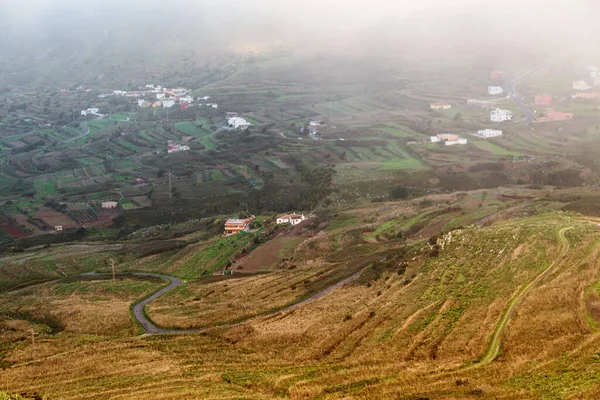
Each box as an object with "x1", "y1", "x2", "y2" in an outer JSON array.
[{"x1": 3, "y1": 194, "x2": 600, "y2": 398}]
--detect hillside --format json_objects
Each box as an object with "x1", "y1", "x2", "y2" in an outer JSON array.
[{"x1": 2, "y1": 192, "x2": 600, "y2": 398}]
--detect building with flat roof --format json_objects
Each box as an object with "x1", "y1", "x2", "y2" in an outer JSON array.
[
  {"x1": 490, "y1": 108, "x2": 513, "y2": 122},
  {"x1": 228, "y1": 117, "x2": 252, "y2": 130},
  {"x1": 477, "y1": 129, "x2": 503, "y2": 138}
]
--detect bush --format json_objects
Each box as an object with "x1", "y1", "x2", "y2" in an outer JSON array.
[{"x1": 390, "y1": 185, "x2": 409, "y2": 199}]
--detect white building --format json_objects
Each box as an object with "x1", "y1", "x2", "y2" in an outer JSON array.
[
  {"x1": 445, "y1": 138, "x2": 468, "y2": 146},
  {"x1": 228, "y1": 117, "x2": 252, "y2": 130},
  {"x1": 207, "y1": 103, "x2": 219, "y2": 109},
  {"x1": 589, "y1": 66, "x2": 599, "y2": 79},
  {"x1": 81, "y1": 108, "x2": 100, "y2": 116},
  {"x1": 137, "y1": 99, "x2": 152, "y2": 108},
  {"x1": 488, "y1": 86, "x2": 504, "y2": 95},
  {"x1": 101, "y1": 201, "x2": 119, "y2": 209},
  {"x1": 167, "y1": 140, "x2": 190, "y2": 154},
  {"x1": 156, "y1": 93, "x2": 166, "y2": 100},
  {"x1": 309, "y1": 121, "x2": 322, "y2": 127},
  {"x1": 200, "y1": 96, "x2": 210, "y2": 100},
  {"x1": 477, "y1": 129, "x2": 503, "y2": 138},
  {"x1": 573, "y1": 80, "x2": 592, "y2": 91},
  {"x1": 163, "y1": 99, "x2": 175, "y2": 108},
  {"x1": 490, "y1": 108, "x2": 513, "y2": 122},
  {"x1": 431, "y1": 133, "x2": 467, "y2": 145},
  {"x1": 276, "y1": 214, "x2": 306, "y2": 226},
  {"x1": 113, "y1": 90, "x2": 126, "y2": 96},
  {"x1": 178, "y1": 95, "x2": 194, "y2": 104}
]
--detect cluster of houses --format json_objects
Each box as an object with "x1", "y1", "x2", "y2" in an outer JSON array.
[
  {"x1": 167, "y1": 139, "x2": 191, "y2": 154},
  {"x1": 529, "y1": 67, "x2": 600, "y2": 122},
  {"x1": 299, "y1": 120, "x2": 323, "y2": 139},
  {"x1": 223, "y1": 214, "x2": 307, "y2": 236},
  {"x1": 100, "y1": 85, "x2": 216, "y2": 110}
]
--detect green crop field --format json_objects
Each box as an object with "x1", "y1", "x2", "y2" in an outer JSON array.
[
  {"x1": 381, "y1": 157, "x2": 427, "y2": 170},
  {"x1": 472, "y1": 140, "x2": 522, "y2": 156},
  {"x1": 34, "y1": 179, "x2": 57, "y2": 196}
]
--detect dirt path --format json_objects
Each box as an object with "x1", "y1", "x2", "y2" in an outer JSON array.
[
  {"x1": 122, "y1": 270, "x2": 363, "y2": 335},
  {"x1": 470, "y1": 226, "x2": 573, "y2": 368}
]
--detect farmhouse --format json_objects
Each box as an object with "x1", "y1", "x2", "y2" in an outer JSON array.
[
  {"x1": 488, "y1": 86, "x2": 504, "y2": 95},
  {"x1": 431, "y1": 133, "x2": 467, "y2": 146},
  {"x1": 573, "y1": 80, "x2": 592, "y2": 91},
  {"x1": 573, "y1": 92, "x2": 600, "y2": 100},
  {"x1": 544, "y1": 110, "x2": 574, "y2": 121},
  {"x1": 223, "y1": 217, "x2": 254, "y2": 236},
  {"x1": 101, "y1": 201, "x2": 119, "y2": 210},
  {"x1": 80, "y1": 108, "x2": 100, "y2": 116},
  {"x1": 228, "y1": 116, "x2": 252, "y2": 130},
  {"x1": 477, "y1": 129, "x2": 503, "y2": 138},
  {"x1": 167, "y1": 140, "x2": 190, "y2": 154},
  {"x1": 430, "y1": 102, "x2": 452, "y2": 110},
  {"x1": 490, "y1": 71, "x2": 505, "y2": 80},
  {"x1": 276, "y1": 213, "x2": 306, "y2": 226},
  {"x1": 490, "y1": 108, "x2": 513, "y2": 122},
  {"x1": 534, "y1": 93, "x2": 553, "y2": 106}
]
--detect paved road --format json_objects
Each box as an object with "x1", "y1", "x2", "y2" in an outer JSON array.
[
  {"x1": 65, "y1": 121, "x2": 90, "y2": 143},
  {"x1": 504, "y1": 51, "x2": 577, "y2": 125},
  {"x1": 472, "y1": 226, "x2": 572, "y2": 367},
  {"x1": 123, "y1": 270, "x2": 363, "y2": 335}
]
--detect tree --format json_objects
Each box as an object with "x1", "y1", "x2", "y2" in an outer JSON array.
[
  {"x1": 453, "y1": 113, "x2": 462, "y2": 121},
  {"x1": 390, "y1": 185, "x2": 409, "y2": 199}
]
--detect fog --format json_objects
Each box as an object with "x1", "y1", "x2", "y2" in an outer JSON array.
[{"x1": 0, "y1": 0, "x2": 598, "y2": 84}]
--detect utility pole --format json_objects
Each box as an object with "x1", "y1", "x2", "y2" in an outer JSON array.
[
  {"x1": 168, "y1": 169, "x2": 173, "y2": 204},
  {"x1": 110, "y1": 258, "x2": 116, "y2": 283}
]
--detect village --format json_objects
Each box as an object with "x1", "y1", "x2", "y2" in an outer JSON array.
[{"x1": 425, "y1": 66, "x2": 600, "y2": 146}]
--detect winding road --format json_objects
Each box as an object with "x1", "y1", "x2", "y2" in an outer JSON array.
[
  {"x1": 124, "y1": 270, "x2": 363, "y2": 335},
  {"x1": 472, "y1": 226, "x2": 572, "y2": 367},
  {"x1": 65, "y1": 121, "x2": 90, "y2": 143},
  {"x1": 505, "y1": 50, "x2": 577, "y2": 125}
]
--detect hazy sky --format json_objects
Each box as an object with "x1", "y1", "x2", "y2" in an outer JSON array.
[{"x1": 0, "y1": 0, "x2": 597, "y2": 67}]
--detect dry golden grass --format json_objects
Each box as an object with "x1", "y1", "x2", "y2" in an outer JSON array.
[
  {"x1": 147, "y1": 260, "x2": 338, "y2": 329},
  {"x1": 0, "y1": 278, "x2": 161, "y2": 338},
  {"x1": 3, "y1": 212, "x2": 600, "y2": 399}
]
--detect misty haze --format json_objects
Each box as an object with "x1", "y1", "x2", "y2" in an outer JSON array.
[{"x1": 1, "y1": 1, "x2": 600, "y2": 399}]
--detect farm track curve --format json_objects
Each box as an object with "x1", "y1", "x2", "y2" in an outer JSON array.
[
  {"x1": 471, "y1": 226, "x2": 573, "y2": 368},
  {"x1": 121, "y1": 270, "x2": 363, "y2": 335}
]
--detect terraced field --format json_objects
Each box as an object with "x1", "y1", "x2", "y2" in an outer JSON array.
[{"x1": 3, "y1": 204, "x2": 600, "y2": 399}]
